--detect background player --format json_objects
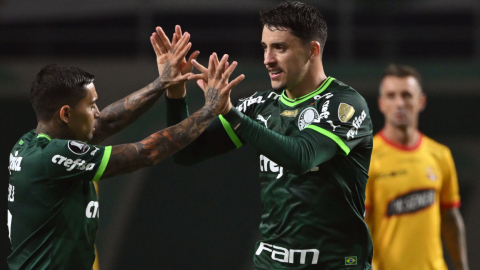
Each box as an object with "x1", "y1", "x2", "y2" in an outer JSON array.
[
  {"x1": 162, "y1": 2, "x2": 374, "y2": 269},
  {"x1": 365, "y1": 64, "x2": 469, "y2": 270},
  {"x1": 7, "y1": 30, "x2": 244, "y2": 270}
]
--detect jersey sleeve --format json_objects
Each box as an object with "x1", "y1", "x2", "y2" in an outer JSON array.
[
  {"x1": 165, "y1": 95, "x2": 240, "y2": 165},
  {"x1": 439, "y1": 148, "x2": 461, "y2": 208},
  {"x1": 42, "y1": 139, "x2": 112, "y2": 182},
  {"x1": 305, "y1": 90, "x2": 372, "y2": 156}
]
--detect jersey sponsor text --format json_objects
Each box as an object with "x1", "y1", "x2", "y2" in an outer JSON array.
[
  {"x1": 256, "y1": 242, "x2": 319, "y2": 265},
  {"x1": 387, "y1": 189, "x2": 435, "y2": 216},
  {"x1": 86, "y1": 201, "x2": 99, "y2": 218},
  {"x1": 51, "y1": 154, "x2": 96, "y2": 171},
  {"x1": 260, "y1": 155, "x2": 284, "y2": 179},
  {"x1": 9, "y1": 151, "x2": 22, "y2": 173}
]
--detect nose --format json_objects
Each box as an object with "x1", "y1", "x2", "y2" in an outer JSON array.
[
  {"x1": 94, "y1": 105, "x2": 100, "y2": 119},
  {"x1": 264, "y1": 48, "x2": 276, "y2": 66},
  {"x1": 393, "y1": 95, "x2": 406, "y2": 108}
]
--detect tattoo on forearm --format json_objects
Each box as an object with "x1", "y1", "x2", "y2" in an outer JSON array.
[
  {"x1": 102, "y1": 107, "x2": 216, "y2": 179},
  {"x1": 91, "y1": 78, "x2": 165, "y2": 144},
  {"x1": 204, "y1": 86, "x2": 219, "y2": 112}
]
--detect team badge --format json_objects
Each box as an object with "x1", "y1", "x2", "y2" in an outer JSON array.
[
  {"x1": 338, "y1": 103, "x2": 355, "y2": 123},
  {"x1": 68, "y1": 140, "x2": 90, "y2": 155},
  {"x1": 298, "y1": 107, "x2": 320, "y2": 130},
  {"x1": 345, "y1": 256, "x2": 357, "y2": 265},
  {"x1": 280, "y1": 109, "x2": 298, "y2": 118},
  {"x1": 426, "y1": 166, "x2": 438, "y2": 181}
]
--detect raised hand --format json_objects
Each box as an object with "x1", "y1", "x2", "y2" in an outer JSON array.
[
  {"x1": 190, "y1": 54, "x2": 245, "y2": 116},
  {"x1": 151, "y1": 25, "x2": 199, "y2": 77},
  {"x1": 150, "y1": 29, "x2": 194, "y2": 89}
]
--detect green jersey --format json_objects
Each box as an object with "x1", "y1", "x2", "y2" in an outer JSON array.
[
  {"x1": 166, "y1": 77, "x2": 373, "y2": 270},
  {"x1": 7, "y1": 130, "x2": 111, "y2": 270}
]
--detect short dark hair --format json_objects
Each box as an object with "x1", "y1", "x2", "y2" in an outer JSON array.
[
  {"x1": 30, "y1": 64, "x2": 95, "y2": 122},
  {"x1": 260, "y1": 1, "x2": 327, "y2": 51},
  {"x1": 382, "y1": 64, "x2": 422, "y2": 93}
]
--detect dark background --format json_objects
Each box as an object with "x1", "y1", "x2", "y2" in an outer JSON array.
[{"x1": 1, "y1": 0, "x2": 480, "y2": 269}]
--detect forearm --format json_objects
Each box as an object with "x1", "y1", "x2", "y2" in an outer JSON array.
[
  {"x1": 101, "y1": 106, "x2": 216, "y2": 179},
  {"x1": 91, "y1": 77, "x2": 167, "y2": 144},
  {"x1": 441, "y1": 209, "x2": 469, "y2": 270},
  {"x1": 224, "y1": 107, "x2": 337, "y2": 174},
  {"x1": 165, "y1": 95, "x2": 238, "y2": 165}
]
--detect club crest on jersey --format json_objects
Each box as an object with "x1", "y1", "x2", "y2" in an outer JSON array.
[
  {"x1": 280, "y1": 109, "x2": 298, "y2": 118},
  {"x1": 68, "y1": 140, "x2": 90, "y2": 155},
  {"x1": 338, "y1": 103, "x2": 355, "y2": 123},
  {"x1": 426, "y1": 166, "x2": 438, "y2": 181},
  {"x1": 298, "y1": 107, "x2": 320, "y2": 130}
]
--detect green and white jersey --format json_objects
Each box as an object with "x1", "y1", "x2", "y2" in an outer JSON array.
[
  {"x1": 7, "y1": 130, "x2": 111, "y2": 270},
  {"x1": 166, "y1": 77, "x2": 373, "y2": 270},
  {"x1": 225, "y1": 77, "x2": 373, "y2": 269}
]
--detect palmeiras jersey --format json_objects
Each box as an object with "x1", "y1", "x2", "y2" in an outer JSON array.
[
  {"x1": 7, "y1": 130, "x2": 111, "y2": 270},
  {"x1": 167, "y1": 77, "x2": 373, "y2": 269}
]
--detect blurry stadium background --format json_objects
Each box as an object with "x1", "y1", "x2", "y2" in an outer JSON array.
[{"x1": 1, "y1": 0, "x2": 479, "y2": 269}]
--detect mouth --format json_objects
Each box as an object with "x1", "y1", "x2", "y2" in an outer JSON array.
[{"x1": 268, "y1": 69, "x2": 283, "y2": 80}]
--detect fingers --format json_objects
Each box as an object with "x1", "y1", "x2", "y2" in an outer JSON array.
[
  {"x1": 215, "y1": 54, "x2": 229, "y2": 80},
  {"x1": 187, "y1": 73, "x2": 205, "y2": 81},
  {"x1": 221, "y1": 61, "x2": 237, "y2": 83},
  {"x1": 172, "y1": 25, "x2": 183, "y2": 48},
  {"x1": 207, "y1": 54, "x2": 215, "y2": 81},
  {"x1": 196, "y1": 80, "x2": 205, "y2": 90},
  {"x1": 191, "y1": 58, "x2": 207, "y2": 74},
  {"x1": 150, "y1": 35, "x2": 163, "y2": 57},
  {"x1": 154, "y1": 27, "x2": 171, "y2": 54},
  {"x1": 225, "y1": 74, "x2": 245, "y2": 92},
  {"x1": 186, "y1": 50, "x2": 200, "y2": 67}
]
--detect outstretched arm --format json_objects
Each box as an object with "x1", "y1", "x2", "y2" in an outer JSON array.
[
  {"x1": 441, "y1": 208, "x2": 469, "y2": 270},
  {"x1": 100, "y1": 54, "x2": 244, "y2": 179},
  {"x1": 90, "y1": 27, "x2": 197, "y2": 144}
]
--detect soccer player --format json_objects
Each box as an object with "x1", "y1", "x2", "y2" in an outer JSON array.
[
  {"x1": 365, "y1": 64, "x2": 469, "y2": 270},
  {"x1": 7, "y1": 30, "x2": 244, "y2": 270},
  {"x1": 163, "y1": 2, "x2": 374, "y2": 269}
]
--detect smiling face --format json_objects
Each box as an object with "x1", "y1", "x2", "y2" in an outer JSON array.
[
  {"x1": 261, "y1": 26, "x2": 311, "y2": 92},
  {"x1": 67, "y1": 83, "x2": 100, "y2": 141},
  {"x1": 379, "y1": 75, "x2": 426, "y2": 130}
]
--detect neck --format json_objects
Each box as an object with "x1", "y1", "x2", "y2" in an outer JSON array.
[
  {"x1": 381, "y1": 124, "x2": 420, "y2": 147},
  {"x1": 36, "y1": 121, "x2": 74, "y2": 140},
  {"x1": 285, "y1": 61, "x2": 327, "y2": 99}
]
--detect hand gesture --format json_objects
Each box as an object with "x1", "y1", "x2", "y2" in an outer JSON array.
[
  {"x1": 150, "y1": 29, "x2": 194, "y2": 89},
  {"x1": 150, "y1": 25, "x2": 200, "y2": 77},
  {"x1": 189, "y1": 54, "x2": 245, "y2": 116}
]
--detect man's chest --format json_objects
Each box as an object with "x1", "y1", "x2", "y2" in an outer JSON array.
[{"x1": 372, "y1": 152, "x2": 444, "y2": 214}]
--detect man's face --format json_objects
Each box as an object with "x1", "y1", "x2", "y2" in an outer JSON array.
[
  {"x1": 378, "y1": 76, "x2": 425, "y2": 129},
  {"x1": 68, "y1": 83, "x2": 100, "y2": 142},
  {"x1": 261, "y1": 26, "x2": 310, "y2": 91}
]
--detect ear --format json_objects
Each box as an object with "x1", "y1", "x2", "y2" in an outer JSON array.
[
  {"x1": 419, "y1": 93, "x2": 427, "y2": 112},
  {"x1": 309, "y1": 41, "x2": 321, "y2": 60},
  {"x1": 59, "y1": 105, "x2": 71, "y2": 124}
]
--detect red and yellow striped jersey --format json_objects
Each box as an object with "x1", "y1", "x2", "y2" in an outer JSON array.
[{"x1": 365, "y1": 132, "x2": 460, "y2": 270}]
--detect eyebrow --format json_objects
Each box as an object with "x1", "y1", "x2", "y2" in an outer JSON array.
[{"x1": 260, "y1": 41, "x2": 288, "y2": 47}]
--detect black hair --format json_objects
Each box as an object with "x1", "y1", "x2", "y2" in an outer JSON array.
[
  {"x1": 260, "y1": 1, "x2": 327, "y2": 51},
  {"x1": 30, "y1": 64, "x2": 95, "y2": 122}
]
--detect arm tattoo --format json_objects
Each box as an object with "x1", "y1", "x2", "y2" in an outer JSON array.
[
  {"x1": 101, "y1": 106, "x2": 216, "y2": 179},
  {"x1": 90, "y1": 78, "x2": 165, "y2": 144}
]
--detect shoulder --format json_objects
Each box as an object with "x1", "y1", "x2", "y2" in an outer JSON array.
[
  {"x1": 421, "y1": 135, "x2": 453, "y2": 160},
  {"x1": 328, "y1": 79, "x2": 368, "y2": 106}
]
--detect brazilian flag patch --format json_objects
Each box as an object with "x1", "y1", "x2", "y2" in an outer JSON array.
[{"x1": 345, "y1": 256, "x2": 357, "y2": 265}]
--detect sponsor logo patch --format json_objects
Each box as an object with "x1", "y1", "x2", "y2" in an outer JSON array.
[
  {"x1": 280, "y1": 109, "x2": 298, "y2": 118},
  {"x1": 256, "y1": 242, "x2": 319, "y2": 265},
  {"x1": 298, "y1": 107, "x2": 320, "y2": 130},
  {"x1": 345, "y1": 256, "x2": 357, "y2": 265},
  {"x1": 338, "y1": 103, "x2": 355, "y2": 123},
  {"x1": 68, "y1": 141, "x2": 90, "y2": 155},
  {"x1": 387, "y1": 189, "x2": 435, "y2": 216},
  {"x1": 51, "y1": 154, "x2": 96, "y2": 171},
  {"x1": 257, "y1": 114, "x2": 271, "y2": 128}
]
